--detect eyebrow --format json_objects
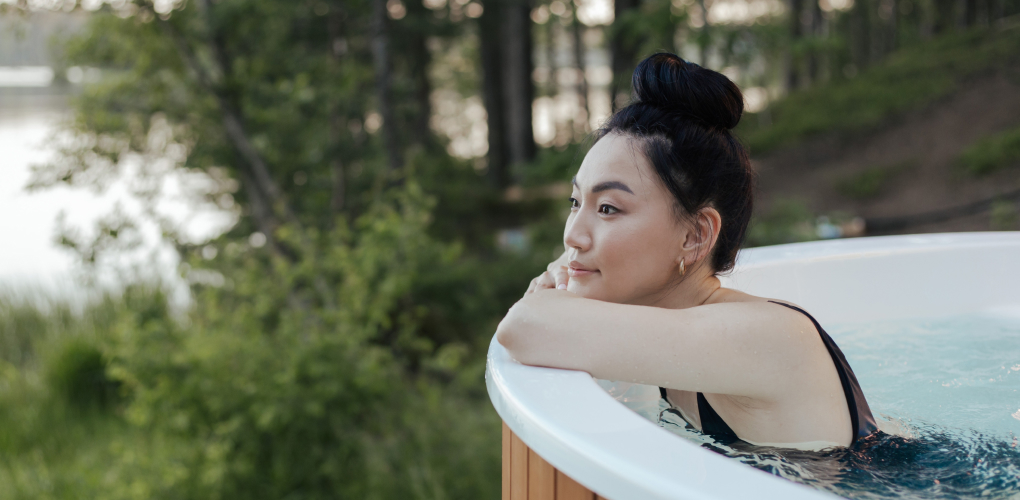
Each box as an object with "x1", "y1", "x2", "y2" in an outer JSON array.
[{"x1": 571, "y1": 177, "x2": 635, "y2": 195}]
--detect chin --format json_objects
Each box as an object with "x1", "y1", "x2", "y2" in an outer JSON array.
[{"x1": 567, "y1": 282, "x2": 619, "y2": 302}]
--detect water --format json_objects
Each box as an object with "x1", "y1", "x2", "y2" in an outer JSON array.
[
  {"x1": 606, "y1": 312, "x2": 1020, "y2": 498},
  {"x1": 0, "y1": 91, "x2": 233, "y2": 304}
]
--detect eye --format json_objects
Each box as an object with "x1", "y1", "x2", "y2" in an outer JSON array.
[
  {"x1": 599, "y1": 204, "x2": 619, "y2": 215},
  {"x1": 568, "y1": 197, "x2": 580, "y2": 209}
]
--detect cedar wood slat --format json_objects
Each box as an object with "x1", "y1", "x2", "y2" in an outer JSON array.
[
  {"x1": 504, "y1": 425, "x2": 599, "y2": 499},
  {"x1": 528, "y1": 448, "x2": 556, "y2": 500},
  {"x1": 511, "y1": 431, "x2": 530, "y2": 500},
  {"x1": 555, "y1": 469, "x2": 596, "y2": 500},
  {"x1": 503, "y1": 422, "x2": 512, "y2": 500}
]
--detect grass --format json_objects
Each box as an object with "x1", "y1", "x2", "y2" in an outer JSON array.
[
  {"x1": 835, "y1": 160, "x2": 915, "y2": 200},
  {"x1": 990, "y1": 200, "x2": 1019, "y2": 230},
  {"x1": 738, "y1": 24, "x2": 1020, "y2": 155},
  {"x1": 955, "y1": 124, "x2": 1020, "y2": 176},
  {"x1": 0, "y1": 292, "x2": 185, "y2": 500},
  {"x1": 745, "y1": 199, "x2": 819, "y2": 247},
  {"x1": 0, "y1": 287, "x2": 505, "y2": 499}
]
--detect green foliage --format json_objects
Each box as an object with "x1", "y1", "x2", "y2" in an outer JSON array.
[
  {"x1": 0, "y1": 291, "x2": 182, "y2": 500},
  {"x1": 990, "y1": 200, "x2": 1019, "y2": 230},
  {"x1": 609, "y1": 0, "x2": 687, "y2": 61},
  {"x1": 0, "y1": 295, "x2": 57, "y2": 368},
  {"x1": 518, "y1": 142, "x2": 585, "y2": 187},
  {"x1": 4, "y1": 1, "x2": 635, "y2": 498},
  {"x1": 835, "y1": 160, "x2": 914, "y2": 200},
  {"x1": 9, "y1": 1, "x2": 526, "y2": 489},
  {"x1": 955, "y1": 124, "x2": 1020, "y2": 176},
  {"x1": 739, "y1": 26, "x2": 1020, "y2": 154},
  {"x1": 0, "y1": 188, "x2": 505, "y2": 498},
  {"x1": 98, "y1": 187, "x2": 505, "y2": 499},
  {"x1": 45, "y1": 336, "x2": 118, "y2": 410},
  {"x1": 745, "y1": 199, "x2": 818, "y2": 247}
]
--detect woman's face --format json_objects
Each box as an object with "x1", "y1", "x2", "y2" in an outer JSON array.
[{"x1": 565, "y1": 133, "x2": 688, "y2": 305}]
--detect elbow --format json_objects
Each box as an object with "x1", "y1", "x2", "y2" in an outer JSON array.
[
  {"x1": 496, "y1": 302, "x2": 534, "y2": 363},
  {"x1": 495, "y1": 318, "x2": 515, "y2": 350}
]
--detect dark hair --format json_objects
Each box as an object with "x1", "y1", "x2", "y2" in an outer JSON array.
[{"x1": 594, "y1": 52, "x2": 754, "y2": 274}]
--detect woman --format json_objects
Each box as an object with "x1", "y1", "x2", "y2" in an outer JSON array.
[{"x1": 496, "y1": 53, "x2": 878, "y2": 450}]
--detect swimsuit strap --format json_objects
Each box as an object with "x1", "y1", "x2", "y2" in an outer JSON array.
[
  {"x1": 659, "y1": 387, "x2": 739, "y2": 441},
  {"x1": 697, "y1": 391, "x2": 740, "y2": 441},
  {"x1": 659, "y1": 301, "x2": 878, "y2": 445},
  {"x1": 766, "y1": 301, "x2": 878, "y2": 443}
]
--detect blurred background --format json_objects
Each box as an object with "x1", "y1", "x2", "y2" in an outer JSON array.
[{"x1": 1, "y1": 0, "x2": 1018, "y2": 497}]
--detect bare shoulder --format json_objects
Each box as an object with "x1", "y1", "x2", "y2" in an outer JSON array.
[
  {"x1": 710, "y1": 287, "x2": 803, "y2": 308},
  {"x1": 704, "y1": 288, "x2": 819, "y2": 343}
]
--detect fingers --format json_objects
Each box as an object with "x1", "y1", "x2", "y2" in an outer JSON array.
[
  {"x1": 553, "y1": 266, "x2": 569, "y2": 290},
  {"x1": 547, "y1": 249, "x2": 569, "y2": 273},
  {"x1": 525, "y1": 264, "x2": 571, "y2": 297},
  {"x1": 526, "y1": 277, "x2": 539, "y2": 295},
  {"x1": 525, "y1": 271, "x2": 557, "y2": 296}
]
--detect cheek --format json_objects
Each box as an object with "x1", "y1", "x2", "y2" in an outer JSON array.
[{"x1": 595, "y1": 221, "x2": 678, "y2": 292}]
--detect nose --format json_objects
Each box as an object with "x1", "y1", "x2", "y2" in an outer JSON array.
[{"x1": 563, "y1": 208, "x2": 593, "y2": 253}]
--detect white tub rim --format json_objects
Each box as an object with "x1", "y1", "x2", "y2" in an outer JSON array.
[{"x1": 486, "y1": 232, "x2": 1020, "y2": 499}]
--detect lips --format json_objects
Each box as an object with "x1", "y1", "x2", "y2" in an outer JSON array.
[{"x1": 567, "y1": 260, "x2": 599, "y2": 278}]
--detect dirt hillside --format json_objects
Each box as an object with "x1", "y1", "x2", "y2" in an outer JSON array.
[{"x1": 754, "y1": 72, "x2": 1020, "y2": 235}]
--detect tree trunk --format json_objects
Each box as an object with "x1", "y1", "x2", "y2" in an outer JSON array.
[
  {"x1": 478, "y1": 0, "x2": 535, "y2": 186},
  {"x1": 888, "y1": 0, "x2": 899, "y2": 52},
  {"x1": 787, "y1": 0, "x2": 803, "y2": 90},
  {"x1": 964, "y1": 0, "x2": 978, "y2": 25},
  {"x1": 609, "y1": 0, "x2": 641, "y2": 111},
  {"x1": 371, "y1": 0, "x2": 403, "y2": 178},
  {"x1": 327, "y1": 3, "x2": 346, "y2": 215},
  {"x1": 571, "y1": 5, "x2": 590, "y2": 134},
  {"x1": 545, "y1": 18, "x2": 559, "y2": 97},
  {"x1": 479, "y1": 0, "x2": 509, "y2": 186},
  {"x1": 697, "y1": 0, "x2": 711, "y2": 66},
  {"x1": 850, "y1": 0, "x2": 871, "y2": 70},
  {"x1": 933, "y1": 0, "x2": 955, "y2": 33},
  {"x1": 405, "y1": 0, "x2": 435, "y2": 149},
  {"x1": 501, "y1": 0, "x2": 536, "y2": 169},
  {"x1": 807, "y1": 0, "x2": 824, "y2": 85}
]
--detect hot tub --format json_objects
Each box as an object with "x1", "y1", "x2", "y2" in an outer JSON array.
[{"x1": 485, "y1": 232, "x2": 1020, "y2": 500}]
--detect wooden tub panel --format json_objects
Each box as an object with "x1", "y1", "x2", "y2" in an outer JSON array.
[
  {"x1": 555, "y1": 469, "x2": 595, "y2": 500},
  {"x1": 503, "y1": 422, "x2": 601, "y2": 500},
  {"x1": 503, "y1": 422, "x2": 512, "y2": 500}
]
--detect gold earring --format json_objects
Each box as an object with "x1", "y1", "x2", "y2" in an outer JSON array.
[{"x1": 679, "y1": 258, "x2": 686, "y2": 277}]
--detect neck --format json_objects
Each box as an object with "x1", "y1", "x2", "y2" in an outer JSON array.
[{"x1": 640, "y1": 270, "x2": 723, "y2": 310}]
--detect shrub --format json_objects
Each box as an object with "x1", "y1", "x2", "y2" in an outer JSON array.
[
  {"x1": 739, "y1": 27, "x2": 1020, "y2": 154},
  {"x1": 956, "y1": 125, "x2": 1020, "y2": 176},
  {"x1": 745, "y1": 199, "x2": 818, "y2": 247},
  {"x1": 835, "y1": 160, "x2": 914, "y2": 200},
  {"x1": 45, "y1": 336, "x2": 118, "y2": 411}
]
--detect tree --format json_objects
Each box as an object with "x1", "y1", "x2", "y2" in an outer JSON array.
[
  {"x1": 787, "y1": 0, "x2": 805, "y2": 89},
  {"x1": 609, "y1": 0, "x2": 642, "y2": 111},
  {"x1": 478, "y1": 0, "x2": 536, "y2": 187},
  {"x1": 20, "y1": 0, "x2": 540, "y2": 496}
]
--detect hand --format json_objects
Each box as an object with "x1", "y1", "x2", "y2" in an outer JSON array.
[{"x1": 524, "y1": 265, "x2": 569, "y2": 296}]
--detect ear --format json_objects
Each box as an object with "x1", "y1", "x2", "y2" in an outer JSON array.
[{"x1": 679, "y1": 207, "x2": 722, "y2": 267}]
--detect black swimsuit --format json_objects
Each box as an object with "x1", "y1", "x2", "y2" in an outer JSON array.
[{"x1": 659, "y1": 301, "x2": 878, "y2": 446}]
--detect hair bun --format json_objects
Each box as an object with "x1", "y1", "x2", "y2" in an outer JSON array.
[{"x1": 631, "y1": 53, "x2": 744, "y2": 131}]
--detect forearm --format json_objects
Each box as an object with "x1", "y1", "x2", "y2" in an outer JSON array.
[
  {"x1": 494, "y1": 291, "x2": 798, "y2": 395},
  {"x1": 496, "y1": 290, "x2": 627, "y2": 375},
  {"x1": 498, "y1": 290, "x2": 580, "y2": 367}
]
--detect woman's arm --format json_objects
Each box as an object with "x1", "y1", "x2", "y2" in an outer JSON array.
[{"x1": 496, "y1": 289, "x2": 826, "y2": 402}]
